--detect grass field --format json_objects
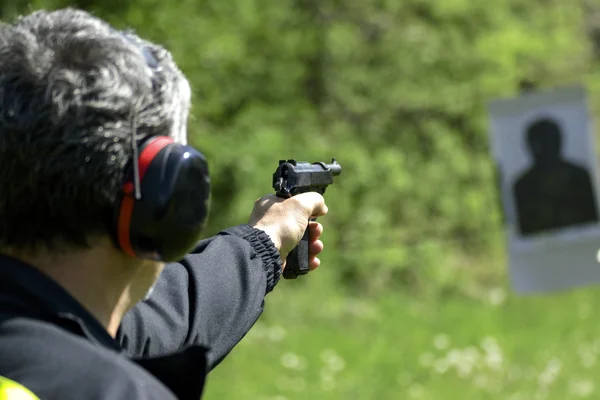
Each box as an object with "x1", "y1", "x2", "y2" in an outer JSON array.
[{"x1": 204, "y1": 257, "x2": 600, "y2": 400}]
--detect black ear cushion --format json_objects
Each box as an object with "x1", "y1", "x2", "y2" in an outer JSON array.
[{"x1": 128, "y1": 142, "x2": 210, "y2": 261}]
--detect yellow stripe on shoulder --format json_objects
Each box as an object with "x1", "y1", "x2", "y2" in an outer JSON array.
[{"x1": 0, "y1": 376, "x2": 40, "y2": 400}]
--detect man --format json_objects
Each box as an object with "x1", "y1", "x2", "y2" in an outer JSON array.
[{"x1": 0, "y1": 8, "x2": 329, "y2": 400}]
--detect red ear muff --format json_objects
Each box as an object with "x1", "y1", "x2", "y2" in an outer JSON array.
[
  {"x1": 117, "y1": 136, "x2": 175, "y2": 257},
  {"x1": 114, "y1": 135, "x2": 210, "y2": 261}
]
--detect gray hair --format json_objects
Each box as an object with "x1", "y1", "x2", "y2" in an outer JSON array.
[{"x1": 0, "y1": 8, "x2": 192, "y2": 251}]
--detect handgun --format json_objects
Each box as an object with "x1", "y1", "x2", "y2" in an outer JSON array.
[{"x1": 272, "y1": 159, "x2": 342, "y2": 279}]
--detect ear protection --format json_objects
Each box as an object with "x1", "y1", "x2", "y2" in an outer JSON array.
[{"x1": 114, "y1": 136, "x2": 211, "y2": 262}]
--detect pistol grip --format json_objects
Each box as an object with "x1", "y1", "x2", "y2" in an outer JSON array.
[{"x1": 283, "y1": 221, "x2": 311, "y2": 279}]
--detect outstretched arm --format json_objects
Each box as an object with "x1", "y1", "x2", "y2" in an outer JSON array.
[{"x1": 117, "y1": 224, "x2": 281, "y2": 370}]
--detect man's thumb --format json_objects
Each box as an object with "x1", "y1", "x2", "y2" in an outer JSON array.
[{"x1": 292, "y1": 192, "x2": 328, "y2": 218}]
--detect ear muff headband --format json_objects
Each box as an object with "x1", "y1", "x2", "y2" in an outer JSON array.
[{"x1": 117, "y1": 136, "x2": 174, "y2": 257}]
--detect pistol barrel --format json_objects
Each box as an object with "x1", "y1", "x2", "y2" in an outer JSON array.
[{"x1": 326, "y1": 159, "x2": 342, "y2": 176}]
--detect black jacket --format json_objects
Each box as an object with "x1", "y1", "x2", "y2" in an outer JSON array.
[{"x1": 0, "y1": 225, "x2": 282, "y2": 400}]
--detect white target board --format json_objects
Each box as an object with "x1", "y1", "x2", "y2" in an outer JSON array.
[{"x1": 488, "y1": 85, "x2": 600, "y2": 294}]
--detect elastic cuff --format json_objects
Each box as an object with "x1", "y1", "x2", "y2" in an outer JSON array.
[{"x1": 222, "y1": 224, "x2": 282, "y2": 293}]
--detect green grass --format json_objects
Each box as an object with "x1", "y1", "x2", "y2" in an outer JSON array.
[{"x1": 204, "y1": 266, "x2": 600, "y2": 399}]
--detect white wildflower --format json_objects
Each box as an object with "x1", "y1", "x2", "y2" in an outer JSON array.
[
  {"x1": 537, "y1": 358, "x2": 562, "y2": 388},
  {"x1": 488, "y1": 287, "x2": 507, "y2": 306},
  {"x1": 328, "y1": 355, "x2": 346, "y2": 372},
  {"x1": 320, "y1": 349, "x2": 346, "y2": 372},
  {"x1": 320, "y1": 349, "x2": 337, "y2": 362},
  {"x1": 569, "y1": 378, "x2": 595, "y2": 397},
  {"x1": 434, "y1": 334, "x2": 450, "y2": 350},
  {"x1": 280, "y1": 353, "x2": 302, "y2": 370},
  {"x1": 408, "y1": 384, "x2": 424, "y2": 398},
  {"x1": 290, "y1": 378, "x2": 306, "y2": 393},
  {"x1": 434, "y1": 358, "x2": 449, "y2": 374},
  {"x1": 268, "y1": 325, "x2": 287, "y2": 342},
  {"x1": 481, "y1": 336, "x2": 504, "y2": 371}
]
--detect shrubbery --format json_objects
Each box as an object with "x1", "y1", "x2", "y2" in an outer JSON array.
[{"x1": 5, "y1": 0, "x2": 600, "y2": 295}]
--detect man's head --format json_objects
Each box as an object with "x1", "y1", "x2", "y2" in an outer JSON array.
[
  {"x1": 0, "y1": 8, "x2": 192, "y2": 254},
  {"x1": 525, "y1": 118, "x2": 563, "y2": 164}
]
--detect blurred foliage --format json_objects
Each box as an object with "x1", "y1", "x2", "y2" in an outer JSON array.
[{"x1": 2, "y1": 0, "x2": 599, "y2": 296}]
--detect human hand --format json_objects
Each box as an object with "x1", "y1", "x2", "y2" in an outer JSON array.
[{"x1": 248, "y1": 192, "x2": 328, "y2": 271}]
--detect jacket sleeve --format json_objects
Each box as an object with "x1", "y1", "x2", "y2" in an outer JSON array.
[{"x1": 116, "y1": 224, "x2": 283, "y2": 370}]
